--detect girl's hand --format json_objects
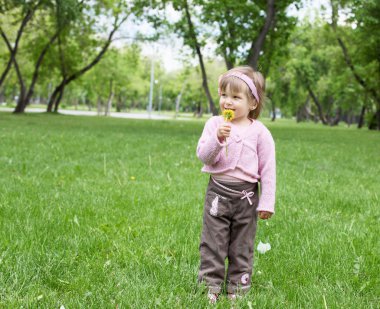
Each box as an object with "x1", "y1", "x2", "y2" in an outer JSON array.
[
  {"x1": 217, "y1": 123, "x2": 231, "y2": 141},
  {"x1": 259, "y1": 211, "x2": 272, "y2": 220}
]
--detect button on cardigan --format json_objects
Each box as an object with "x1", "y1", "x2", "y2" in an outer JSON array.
[{"x1": 196, "y1": 116, "x2": 276, "y2": 213}]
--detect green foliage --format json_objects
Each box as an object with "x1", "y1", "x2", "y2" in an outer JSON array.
[
  {"x1": 55, "y1": 0, "x2": 81, "y2": 28},
  {"x1": 272, "y1": 16, "x2": 371, "y2": 119}
]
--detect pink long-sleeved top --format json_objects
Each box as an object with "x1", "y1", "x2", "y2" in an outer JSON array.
[{"x1": 197, "y1": 116, "x2": 276, "y2": 213}]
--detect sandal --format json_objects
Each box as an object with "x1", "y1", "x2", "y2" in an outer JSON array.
[
  {"x1": 227, "y1": 293, "x2": 242, "y2": 301},
  {"x1": 207, "y1": 291, "x2": 219, "y2": 304}
]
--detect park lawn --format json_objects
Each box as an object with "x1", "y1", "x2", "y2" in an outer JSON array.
[{"x1": 0, "y1": 112, "x2": 379, "y2": 308}]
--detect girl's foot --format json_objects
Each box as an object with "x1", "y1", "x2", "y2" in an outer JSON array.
[{"x1": 207, "y1": 291, "x2": 219, "y2": 304}]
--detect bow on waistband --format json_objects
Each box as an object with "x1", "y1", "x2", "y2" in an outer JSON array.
[{"x1": 241, "y1": 190, "x2": 254, "y2": 205}]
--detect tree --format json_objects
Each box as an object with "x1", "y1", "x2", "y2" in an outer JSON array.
[
  {"x1": 46, "y1": 0, "x2": 130, "y2": 112},
  {"x1": 330, "y1": 0, "x2": 380, "y2": 130},
  {"x1": 279, "y1": 20, "x2": 364, "y2": 126},
  {"x1": 0, "y1": 0, "x2": 85, "y2": 113},
  {"x1": 0, "y1": 0, "x2": 45, "y2": 112}
]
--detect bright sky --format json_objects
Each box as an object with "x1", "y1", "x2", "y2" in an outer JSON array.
[{"x1": 113, "y1": 0, "x2": 336, "y2": 72}]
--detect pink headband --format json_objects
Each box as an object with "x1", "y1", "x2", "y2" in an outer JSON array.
[{"x1": 218, "y1": 72, "x2": 260, "y2": 103}]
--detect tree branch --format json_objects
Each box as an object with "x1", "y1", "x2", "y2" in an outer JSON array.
[
  {"x1": 0, "y1": 28, "x2": 25, "y2": 95},
  {"x1": 0, "y1": 8, "x2": 34, "y2": 87}
]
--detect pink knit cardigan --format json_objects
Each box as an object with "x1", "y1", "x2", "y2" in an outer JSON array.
[{"x1": 197, "y1": 116, "x2": 276, "y2": 213}]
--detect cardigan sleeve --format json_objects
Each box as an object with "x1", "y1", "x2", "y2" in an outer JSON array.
[
  {"x1": 256, "y1": 125, "x2": 276, "y2": 214},
  {"x1": 196, "y1": 117, "x2": 224, "y2": 166}
]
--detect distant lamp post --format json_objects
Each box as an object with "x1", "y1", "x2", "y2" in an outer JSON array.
[
  {"x1": 148, "y1": 57, "x2": 154, "y2": 119},
  {"x1": 158, "y1": 83, "x2": 162, "y2": 114}
]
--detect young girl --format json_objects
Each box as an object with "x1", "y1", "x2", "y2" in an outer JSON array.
[{"x1": 196, "y1": 66, "x2": 276, "y2": 303}]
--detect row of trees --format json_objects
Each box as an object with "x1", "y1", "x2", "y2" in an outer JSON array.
[
  {"x1": 0, "y1": 0, "x2": 379, "y2": 129},
  {"x1": 0, "y1": 0, "x2": 131, "y2": 113}
]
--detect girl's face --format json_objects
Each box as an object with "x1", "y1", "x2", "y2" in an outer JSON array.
[{"x1": 219, "y1": 84, "x2": 256, "y2": 122}]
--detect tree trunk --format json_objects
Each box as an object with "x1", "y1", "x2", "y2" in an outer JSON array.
[
  {"x1": 296, "y1": 104, "x2": 303, "y2": 123},
  {"x1": 329, "y1": 107, "x2": 341, "y2": 126},
  {"x1": 270, "y1": 96, "x2": 276, "y2": 121},
  {"x1": 14, "y1": 90, "x2": 26, "y2": 113},
  {"x1": 376, "y1": 106, "x2": 380, "y2": 131},
  {"x1": 175, "y1": 82, "x2": 186, "y2": 119},
  {"x1": 105, "y1": 79, "x2": 114, "y2": 116},
  {"x1": 297, "y1": 95, "x2": 316, "y2": 122},
  {"x1": 346, "y1": 110, "x2": 352, "y2": 127},
  {"x1": 87, "y1": 97, "x2": 92, "y2": 111},
  {"x1": 116, "y1": 93, "x2": 122, "y2": 112},
  {"x1": 223, "y1": 49, "x2": 234, "y2": 70},
  {"x1": 357, "y1": 99, "x2": 366, "y2": 129},
  {"x1": 0, "y1": 58, "x2": 13, "y2": 89},
  {"x1": 158, "y1": 85, "x2": 162, "y2": 113},
  {"x1": 246, "y1": 0, "x2": 275, "y2": 70},
  {"x1": 97, "y1": 96, "x2": 102, "y2": 115},
  {"x1": 53, "y1": 82, "x2": 66, "y2": 112},
  {"x1": 184, "y1": 0, "x2": 217, "y2": 115},
  {"x1": 47, "y1": 86, "x2": 60, "y2": 112},
  {"x1": 22, "y1": 32, "x2": 59, "y2": 109},
  {"x1": 194, "y1": 101, "x2": 203, "y2": 118},
  {"x1": 325, "y1": 95, "x2": 334, "y2": 122},
  {"x1": 0, "y1": 87, "x2": 5, "y2": 103},
  {"x1": 12, "y1": 62, "x2": 27, "y2": 114},
  {"x1": 307, "y1": 85, "x2": 328, "y2": 125},
  {"x1": 46, "y1": 80, "x2": 65, "y2": 113}
]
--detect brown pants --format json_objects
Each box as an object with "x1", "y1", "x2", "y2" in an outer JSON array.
[{"x1": 198, "y1": 177, "x2": 259, "y2": 294}]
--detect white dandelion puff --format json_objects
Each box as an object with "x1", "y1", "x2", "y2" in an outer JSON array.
[{"x1": 257, "y1": 241, "x2": 271, "y2": 254}]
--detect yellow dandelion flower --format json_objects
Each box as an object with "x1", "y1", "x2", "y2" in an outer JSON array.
[
  {"x1": 222, "y1": 110, "x2": 234, "y2": 157},
  {"x1": 130, "y1": 176, "x2": 136, "y2": 180},
  {"x1": 222, "y1": 109, "x2": 235, "y2": 122}
]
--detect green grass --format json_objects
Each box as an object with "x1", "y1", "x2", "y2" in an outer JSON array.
[{"x1": 0, "y1": 112, "x2": 379, "y2": 308}]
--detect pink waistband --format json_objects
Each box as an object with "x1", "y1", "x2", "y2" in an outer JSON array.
[{"x1": 211, "y1": 177, "x2": 255, "y2": 205}]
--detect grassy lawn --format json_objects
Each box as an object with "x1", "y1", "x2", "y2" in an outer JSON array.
[{"x1": 0, "y1": 112, "x2": 379, "y2": 308}]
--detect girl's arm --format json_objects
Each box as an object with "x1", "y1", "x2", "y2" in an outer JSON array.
[
  {"x1": 196, "y1": 117, "x2": 224, "y2": 165},
  {"x1": 256, "y1": 126, "x2": 276, "y2": 214}
]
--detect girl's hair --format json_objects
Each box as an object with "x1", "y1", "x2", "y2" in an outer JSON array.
[{"x1": 219, "y1": 66, "x2": 266, "y2": 119}]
